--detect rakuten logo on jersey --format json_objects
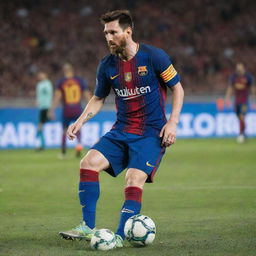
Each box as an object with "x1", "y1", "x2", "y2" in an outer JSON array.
[{"x1": 114, "y1": 86, "x2": 151, "y2": 100}]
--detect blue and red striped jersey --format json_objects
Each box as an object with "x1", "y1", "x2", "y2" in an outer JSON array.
[
  {"x1": 56, "y1": 76, "x2": 87, "y2": 117},
  {"x1": 95, "y1": 43, "x2": 181, "y2": 136},
  {"x1": 229, "y1": 72, "x2": 254, "y2": 105}
]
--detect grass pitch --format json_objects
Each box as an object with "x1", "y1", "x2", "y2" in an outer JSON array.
[{"x1": 0, "y1": 139, "x2": 255, "y2": 256}]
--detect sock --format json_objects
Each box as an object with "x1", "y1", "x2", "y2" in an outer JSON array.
[
  {"x1": 116, "y1": 186, "x2": 143, "y2": 239},
  {"x1": 79, "y1": 169, "x2": 99, "y2": 229},
  {"x1": 37, "y1": 130, "x2": 44, "y2": 148},
  {"x1": 61, "y1": 132, "x2": 66, "y2": 154},
  {"x1": 239, "y1": 119, "x2": 245, "y2": 135}
]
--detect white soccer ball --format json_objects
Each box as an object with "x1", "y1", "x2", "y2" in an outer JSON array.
[
  {"x1": 90, "y1": 229, "x2": 116, "y2": 251},
  {"x1": 124, "y1": 214, "x2": 156, "y2": 246}
]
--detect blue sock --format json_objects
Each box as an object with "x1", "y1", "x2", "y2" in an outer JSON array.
[
  {"x1": 116, "y1": 186, "x2": 143, "y2": 239},
  {"x1": 37, "y1": 130, "x2": 45, "y2": 148},
  {"x1": 79, "y1": 169, "x2": 100, "y2": 229}
]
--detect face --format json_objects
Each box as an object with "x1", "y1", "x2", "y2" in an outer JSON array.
[
  {"x1": 236, "y1": 63, "x2": 245, "y2": 75},
  {"x1": 37, "y1": 72, "x2": 46, "y2": 81},
  {"x1": 63, "y1": 65, "x2": 73, "y2": 77},
  {"x1": 103, "y1": 20, "x2": 129, "y2": 55}
]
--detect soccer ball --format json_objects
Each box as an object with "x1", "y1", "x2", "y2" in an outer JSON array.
[
  {"x1": 90, "y1": 229, "x2": 116, "y2": 251},
  {"x1": 124, "y1": 214, "x2": 156, "y2": 246}
]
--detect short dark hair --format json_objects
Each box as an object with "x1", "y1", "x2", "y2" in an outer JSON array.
[{"x1": 100, "y1": 10, "x2": 134, "y2": 30}]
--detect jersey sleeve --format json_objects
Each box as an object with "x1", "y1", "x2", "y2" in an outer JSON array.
[
  {"x1": 247, "y1": 73, "x2": 254, "y2": 86},
  {"x1": 152, "y1": 48, "x2": 180, "y2": 87},
  {"x1": 94, "y1": 60, "x2": 111, "y2": 98}
]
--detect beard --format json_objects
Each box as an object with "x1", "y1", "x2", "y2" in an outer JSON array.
[{"x1": 108, "y1": 37, "x2": 127, "y2": 56}]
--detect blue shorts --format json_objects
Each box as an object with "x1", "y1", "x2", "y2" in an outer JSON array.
[
  {"x1": 235, "y1": 104, "x2": 247, "y2": 117},
  {"x1": 91, "y1": 130, "x2": 166, "y2": 183}
]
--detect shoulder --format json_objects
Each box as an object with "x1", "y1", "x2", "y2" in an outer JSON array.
[
  {"x1": 45, "y1": 79, "x2": 53, "y2": 87},
  {"x1": 140, "y1": 43, "x2": 169, "y2": 57},
  {"x1": 56, "y1": 78, "x2": 65, "y2": 88},
  {"x1": 99, "y1": 54, "x2": 115, "y2": 67},
  {"x1": 246, "y1": 72, "x2": 254, "y2": 79}
]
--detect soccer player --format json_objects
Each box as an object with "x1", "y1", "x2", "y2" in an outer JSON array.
[
  {"x1": 59, "y1": 10, "x2": 184, "y2": 248},
  {"x1": 35, "y1": 71, "x2": 53, "y2": 151},
  {"x1": 49, "y1": 63, "x2": 91, "y2": 158},
  {"x1": 225, "y1": 62, "x2": 255, "y2": 143}
]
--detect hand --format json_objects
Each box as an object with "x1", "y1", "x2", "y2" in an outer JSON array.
[
  {"x1": 67, "y1": 121, "x2": 83, "y2": 140},
  {"x1": 159, "y1": 121, "x2": 177, "y2": 147}
]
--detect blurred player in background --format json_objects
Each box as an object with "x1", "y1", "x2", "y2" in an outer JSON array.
[
  {"x1": 35, "y1": 71, "x2": 53, "y2": 151},
  {"x1": 225, "y1": 62, "x2": 255, "y2": 143},
  {"x1": 59, "y1": 10, "x2": 184, "y2": 248},
  {"x1": 49, "y1": 63, "x2": 91, "y2": 158}
]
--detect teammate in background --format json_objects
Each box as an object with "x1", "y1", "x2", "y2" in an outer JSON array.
[
  {"x1": 35, "y1": 71, "x2": 53, "y2": 151},
  {"x1": 59, "y1": 10, "x2": 184, "y2": 248},
  {"x1": 225, "y1": 62, "x2": 255, "y2": 143},
  {"x1": 49, "y1": 63, "x2": 91, "y2": 158}
]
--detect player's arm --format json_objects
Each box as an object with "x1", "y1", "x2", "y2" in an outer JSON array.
[
  {"x1": 151, "y1": 48, "x2": 184, "y2": 147},
  {"x1": 160, "y1": 82, "x2": 184, "y2": 147},
  {"x1": 224, "y1": 75, "x2": 234, "y2": 106},
  {"x1": 224, "y1": 85, "x2": 233, "y2": 106},
  {"x1": 67, "y1": 95, "x2": 105, "y2": 140},
  {"x1": 48, "y1": 89, "x2": 62, "y2": 119},
  {"x1": 67, "y1": 59, "x2": 110, "y2": 140}
]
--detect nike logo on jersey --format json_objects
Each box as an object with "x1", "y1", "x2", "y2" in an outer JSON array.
[
  {"x1": 146, "y1": 161, "x2": 155, "y2": 167},
  {"x1": 121, "y1": 208, "x2": 135, "y2": 214},
  {"x1": 110, "y1": 74, "x2": 120, "y2": 80}
]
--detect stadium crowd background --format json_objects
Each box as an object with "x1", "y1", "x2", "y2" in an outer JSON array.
[{"x1": 1, "y1": 0, "x2": 256, "y2": 101}]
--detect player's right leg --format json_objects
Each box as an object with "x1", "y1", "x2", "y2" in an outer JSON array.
[{"x1": 59, "y1": 149, "x2": 110, "y2": 240}]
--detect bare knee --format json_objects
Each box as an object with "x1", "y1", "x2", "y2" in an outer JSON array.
[
  {"x1": 125, "y1": 168, "x2": 147, "y2": 189},
  {"x1": 80, "y1": 149, "x2": 109, "y2": 172}
]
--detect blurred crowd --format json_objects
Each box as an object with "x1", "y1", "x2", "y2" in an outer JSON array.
[{"x1": 1, "y1": 0, "x2": 256, "y2": 98}]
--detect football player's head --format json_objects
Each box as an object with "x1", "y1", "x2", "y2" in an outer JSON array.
[
  {"x1": 236, "y1": 62, "x2": 245, "y2": 75},
  {"x1": 63, "y1": 63, "x2": 74, "y2": 77},
  {"x1": 37, "y1": 71, "x2": 47, "y2": 81},
  {"x1": 100, "y1": 10, "x2": 134, "y2": 55}
]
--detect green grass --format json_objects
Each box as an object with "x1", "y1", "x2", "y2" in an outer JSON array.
[{"x1": 0, "y1": 138, "x2": 255, "y2": 256}]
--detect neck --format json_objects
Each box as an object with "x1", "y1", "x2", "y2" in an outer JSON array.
[{"x1": 119, "y1": 40, "x2": 138, "y2": 61}]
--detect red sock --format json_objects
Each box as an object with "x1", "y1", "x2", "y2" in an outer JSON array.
[
  {"x1": 239, "y1": 119, "x2": 245, "y2": 135},
  {"x1": 125, "y1": 186, "x2": 143, "y2": 203},
  {"x1": 80, "y1": 169, "x2": 99, "y2": 182}
]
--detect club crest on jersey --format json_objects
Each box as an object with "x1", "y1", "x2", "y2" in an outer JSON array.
[
  {"x1": 138, "y1": 66, "x2": 148, "y2": 76},
  {"x1": 124, "y1": 72, "x2": 132, "y2": 82}
]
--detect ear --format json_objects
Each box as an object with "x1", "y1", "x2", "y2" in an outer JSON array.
[{"x1": 126, "y1": 27, "x2": 132, "y2": 37}]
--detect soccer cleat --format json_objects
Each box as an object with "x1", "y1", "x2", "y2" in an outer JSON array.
[
  {"x1": 59, "y1": 221, "x2": 95, "y2": 241},
  {"x1": 114, "y1": 234, "x2": 124, "y2": 248},
  {"x1": 237, "y1": 134, "x2": 245, "y2": 144}
]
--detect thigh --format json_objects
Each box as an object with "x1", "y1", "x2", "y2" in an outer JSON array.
[
  {"x1": 39, "y1": 109, "x2": 48, "y2": 124},
  {"x1": 91, "y1": 131, "x2": 129, "y2": 177},
  {"x1": 128, "y1": 136, "x2": 166, "y2": 183},
  {"x1": 81, "y1": 149, "x2": 110, "y2": 172}
]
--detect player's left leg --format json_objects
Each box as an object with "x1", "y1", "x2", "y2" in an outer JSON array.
[
  {"x1": 115, "y1": 135, "x2": 165, "y2": 247},
  {"x1": 115, "y1": 168, "x2": 147, "y2": 246},
  {"x1": 75, "y1": 130, "x2": 83, "y2": 157},
  {"x1": 36, "y1": 109, "x2": 47, "y2": 151},
  {"x1": 236, "y1": 104, "x2": 247, "y2": 143}
]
